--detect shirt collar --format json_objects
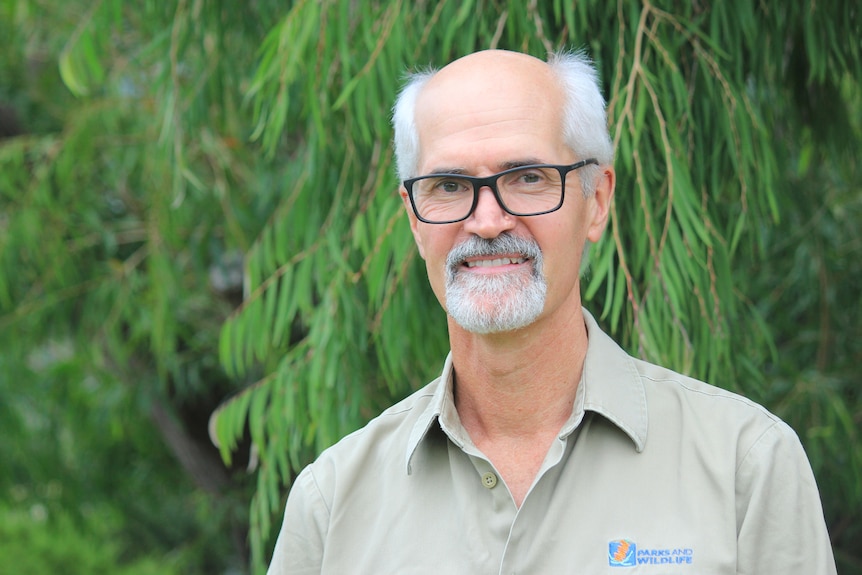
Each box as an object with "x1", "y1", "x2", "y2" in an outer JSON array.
[
  {"x1": 405, "y1": 308, "x2": 648, "y2": 473},
  {"x1": 405, "y1": 352, "x2": 457, "y2": 474},
  {"x1": 578, "y1": 308, "x2": 648, "y2": 451}
]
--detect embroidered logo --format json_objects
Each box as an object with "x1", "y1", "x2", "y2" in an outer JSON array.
[
  {"x1": 608, "y1": 539, "x2": 636, "y2": 567},
  {"x1": 608, "y1": 539, "x2": 695, "y2": 567}
]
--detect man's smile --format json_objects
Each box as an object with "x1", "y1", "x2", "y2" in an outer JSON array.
[{"x1": 463, "y1": 256, "x2": 529, "y2": 270}]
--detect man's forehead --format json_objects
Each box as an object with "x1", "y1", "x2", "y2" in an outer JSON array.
[{"x1": 413, "y1": 51, "x2": 567, "y2": 168}]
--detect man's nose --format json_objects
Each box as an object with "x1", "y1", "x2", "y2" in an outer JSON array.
[{"x1": 462, "y1": 186, "x2": 516, "y2": 238}]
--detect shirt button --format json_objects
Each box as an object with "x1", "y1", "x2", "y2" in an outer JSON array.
[{"x1": 481, "y1": 472, "x2": 498, "y2": 489}]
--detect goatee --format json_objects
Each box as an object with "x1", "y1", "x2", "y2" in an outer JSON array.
[{"x1": 445, "y1": 233, "x2": 546, "y2": 334}]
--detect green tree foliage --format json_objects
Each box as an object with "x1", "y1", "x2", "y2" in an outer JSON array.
[
  {"x1": 0, "y1": 503, "x2": 186, "y2": 575},
  {"x1": 1, "y1": 1, "x2": 859, "y2": 574},
  {"x1": 0, "y1": 0, "x2": 282, "y2": 571}
]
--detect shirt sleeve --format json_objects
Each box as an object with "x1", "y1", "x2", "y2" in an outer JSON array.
[
  {"x1": 735, "y1": 420, "x2": 837, "y2": 575},
  {"x1": 267, "y1": 465, "x2": 330, "y2": 575}
]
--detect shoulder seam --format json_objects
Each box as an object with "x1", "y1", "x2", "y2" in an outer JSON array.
[
  {"x1": 641, "y1": 374, "x2": 779, "y2": 421},
  {"x1": 306, "y1": 466, "x2": 332, "y2": 515},
  {"x1": 735, "y1": 420, "x2": 783, "y2": 474}
]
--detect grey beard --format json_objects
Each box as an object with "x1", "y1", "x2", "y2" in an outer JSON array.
[{"x1": 444, "y1": 233, "x2": 547, "y2": 334}]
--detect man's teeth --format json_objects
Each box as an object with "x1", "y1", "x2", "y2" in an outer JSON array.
[{"x1": 465, "y1": 257, "x2": 526, "y2": 268}]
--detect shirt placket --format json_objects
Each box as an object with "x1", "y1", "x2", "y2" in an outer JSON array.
[{"x1": 496, "y1": 424, "x2": 583, "y2": 575}]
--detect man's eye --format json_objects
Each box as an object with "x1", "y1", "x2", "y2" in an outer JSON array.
[
  {"x1": 520, "y1": 171, "x2": 543, "y2": 184},
  {"x1": 438, "y1": 180, "x2": 465, "y2": 193}
]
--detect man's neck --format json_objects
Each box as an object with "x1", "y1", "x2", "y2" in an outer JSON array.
[{"x1": 447, "y1": 302, "x2": 588, "y2": 442}]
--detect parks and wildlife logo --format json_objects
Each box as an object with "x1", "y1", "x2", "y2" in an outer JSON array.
[{"x1": 609, "y1": 539, "x2": 694, "y2": 567}]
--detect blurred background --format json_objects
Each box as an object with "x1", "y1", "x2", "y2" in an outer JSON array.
[{"x1": 1, "y1": 1, "x2": 859, "y2": 573}]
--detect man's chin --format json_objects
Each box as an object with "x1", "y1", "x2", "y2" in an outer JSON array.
[
  {"x1": 446, "y1": 294, "x2": 544, "y2": 334},
  {"x1": 444, "y1": 267, "x2": 547, "y2": 334}
]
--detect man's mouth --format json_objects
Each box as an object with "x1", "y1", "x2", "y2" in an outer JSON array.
[{"x1": 463, "y1": 257, "x2": 528, "y2": 268}]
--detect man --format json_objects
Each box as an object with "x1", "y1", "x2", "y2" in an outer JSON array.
[{"x1": 267, "y1": 49, "x2": 836, "y2": 574}]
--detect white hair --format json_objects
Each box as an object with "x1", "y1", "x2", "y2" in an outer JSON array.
[
  {"x1": 391, "y1": 69, "x2": 434, "y2": 185},
  {"x1": 391, "y1": 50, "x2": 614, "y2": 197}
]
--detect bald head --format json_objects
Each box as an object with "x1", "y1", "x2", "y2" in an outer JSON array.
[
  {"x1": 418, "y1": 50, "x2": 562, "y2": 113},
  {"x1": 413, "y1": 51, "x2": 565, "y2": 155},
  {"x1": 430, "y1": 48, "x2": 546, "y2": 72},
  {"x1": 392, "y1": 49, "x2": 613, "y2": 188}
]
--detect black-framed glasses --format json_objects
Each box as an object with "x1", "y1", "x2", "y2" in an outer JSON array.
[{"x1": 403, "y1": 159, "x2": 598, "y2": 224}]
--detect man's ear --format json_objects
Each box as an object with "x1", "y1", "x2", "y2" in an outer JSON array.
[
  {"x1": 400, "y1": 187, "x2": 426, "y2": 259},
  {"x1": 586, "y1": 166, "x2": 615, "y2": 243}
]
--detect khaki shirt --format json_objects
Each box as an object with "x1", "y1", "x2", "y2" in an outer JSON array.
[{"x1": 268, "y1": 310, "x2": 836, "y2": 574}]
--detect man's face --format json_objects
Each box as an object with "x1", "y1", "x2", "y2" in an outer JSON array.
[{"x1": 400, "y1": 51, "x2": 613, "y2": 334}]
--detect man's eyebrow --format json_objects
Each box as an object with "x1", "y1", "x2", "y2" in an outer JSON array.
[
  {"x1": 424, "y1": 158, "x2": 547, "y2": 176},
  {"x1": 499, "y1": 158, "x2": 545, "y2": 170},
  {"x1": 425, "y1": 167, "x2": 467, "y2": 175}
]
